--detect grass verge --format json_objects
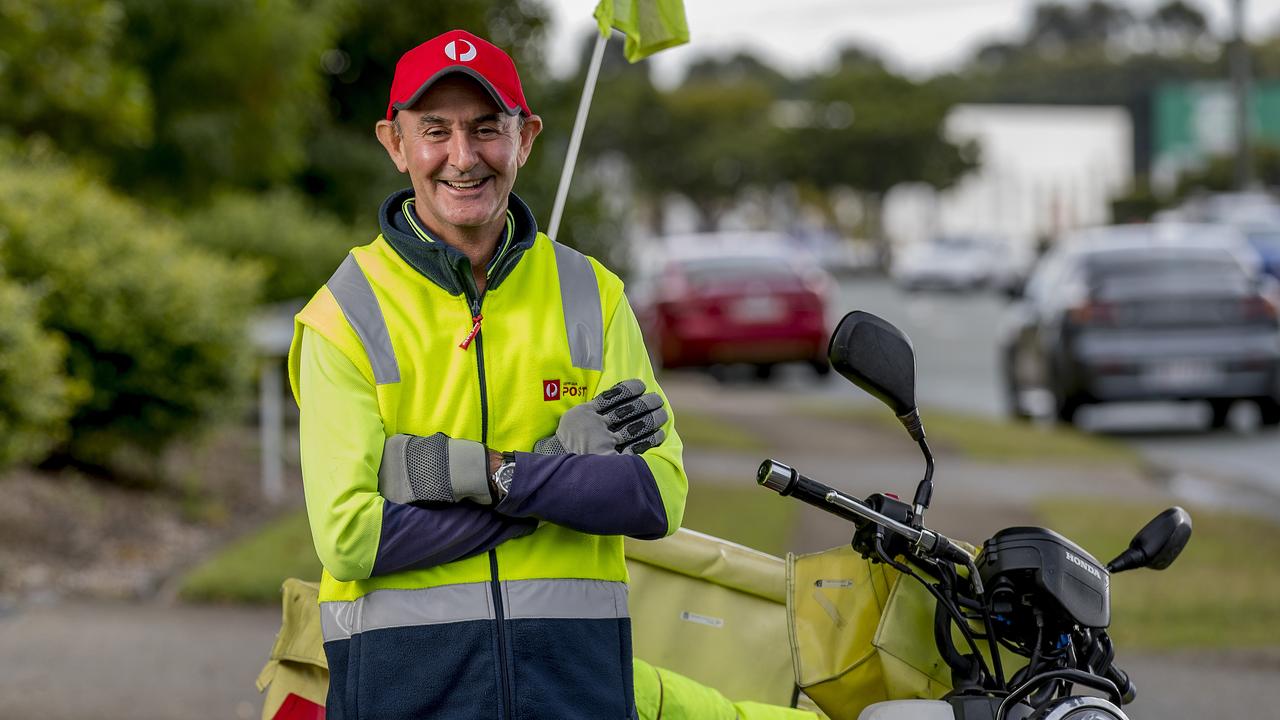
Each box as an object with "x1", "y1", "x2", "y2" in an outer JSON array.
[
  {"x1": 680, "y1": 476, "x2": 797, "y2": 557},
  {"x1": 676, "y1": 409, "x2": 766, "y2": 453},
  {"x1": 178, "y1": 510, "x2": 320, "y2": 603},
  {"x1": 178, "y1": 474, "x2": 798, "y2": 603},
  {"x1": 1036, "y1": 499, "x2": 1280, "y2": 649},
  {"x1": 798, "y1": 402, "x2": 1140, "y2": 467}
]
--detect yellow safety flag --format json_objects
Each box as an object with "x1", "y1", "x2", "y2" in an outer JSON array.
[{"x1": 594, "y1": 0, "x2": 690, "y2": 63}]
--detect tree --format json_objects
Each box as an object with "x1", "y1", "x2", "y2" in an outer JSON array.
[
  {"x1": 110, "y1": 0, "x2": 347, "y2": 200},
  {"x1": 782, "y1": 64, "x2": 974, "y2": 196},
  {"x1": 0, "y1": 0, "x2": 152, "y2": 152},
  {"x1": 1152, "y1": 1, "x2": 1210, "y2": 54}
]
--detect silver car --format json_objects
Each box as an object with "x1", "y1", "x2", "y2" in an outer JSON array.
[{"x1": 1000, "y1": 224, "x2": 1280, "y2": 427}]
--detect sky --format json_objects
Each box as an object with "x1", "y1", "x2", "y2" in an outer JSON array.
[{"x1": 544, "y1": 0, "x2": 1280, "y2": 85}]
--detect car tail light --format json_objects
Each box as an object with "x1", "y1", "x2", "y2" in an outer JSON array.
[
  {"x1": 1243, "y1": 295, "x2": 1278, "y2": 320},
  {"x1": 1068, "y1": 300, "x2": 1113, "y2": 325}
]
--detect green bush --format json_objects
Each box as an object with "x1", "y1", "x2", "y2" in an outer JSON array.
[
  {"x1": 0, "y1": 148, "x2": 262, "y2": 472},
  {"x1": 184, "y1": 190, "x2": 356, "y2": 304},
  {"x1": 0, "y1": 273, "x2": 79, "y2": 467}
]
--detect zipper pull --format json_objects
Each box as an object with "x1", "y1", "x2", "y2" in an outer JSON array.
[{"x1": 459, "y1": 313, "x2": 483, "y2": 350}]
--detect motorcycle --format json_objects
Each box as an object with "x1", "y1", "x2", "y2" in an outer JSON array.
[{"x1": 755, "y1": 310, "x2": 1193, "y2": 720}]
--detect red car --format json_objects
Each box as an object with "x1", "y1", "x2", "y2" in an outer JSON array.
[{"x1": 635, "y1": 250, "x2": 833, "y2": 379}]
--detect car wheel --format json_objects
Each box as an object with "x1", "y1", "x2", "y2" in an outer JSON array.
[
  {"x1": 1208, "y1": 399, "x2": 1234, "y2": 429},
  {"x1": 1055, "y1": 392, "x2": 1083, "y2": 425},
  {"x1": 708, "y1": 365, "x2": 730, "y2": 384},
  {"x1": 810, "y1": 358, "x2": 831, "y2": 377},
  {"x1": 753, "y1": 363, "x2": 775, "y2": 382},
  {"x1": 1257, "y1": 397, "x2": 1280, "y2": 427},
  {"x1": 1002, "y1": 346, "x2": 1032, "y2": 421}
]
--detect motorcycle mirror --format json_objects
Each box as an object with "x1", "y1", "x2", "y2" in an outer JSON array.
[
  {"x1": 828, "y1": 311, "x2": 918, "y2": 417},
  {"x1": 1105, "y1": 507, "x2": 1193, "y2": 573}
]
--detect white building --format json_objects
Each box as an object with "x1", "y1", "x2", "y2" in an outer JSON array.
[{"x1": 885, "y1": 104, "x2": 1134, "y2": 267}]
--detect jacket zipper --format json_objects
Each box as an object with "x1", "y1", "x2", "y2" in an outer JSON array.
[{"x1": 470, "y1": 291, "x2": 513, "y2": 720}]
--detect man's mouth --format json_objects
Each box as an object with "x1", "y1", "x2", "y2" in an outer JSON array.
[{"x1": 440, "y1": 177, "x2": 490, "y2": 191}]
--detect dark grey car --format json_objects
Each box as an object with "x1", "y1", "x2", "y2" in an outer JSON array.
[{"x1": 1000, "y1": 225, "x2": 1280, "y2": 427}]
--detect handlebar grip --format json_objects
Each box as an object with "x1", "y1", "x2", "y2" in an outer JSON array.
[
  {"x1": 757, "y1": 460, "x2": 869, "y2": 527},
  {"x1": 1103, "y1": 664, "x2": 1136, "y2": 705}
]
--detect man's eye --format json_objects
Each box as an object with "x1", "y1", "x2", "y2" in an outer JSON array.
[
  {"x1": 476, "y1": 127, "x2": 500, "y2": 137},
  {"x1": 424, "y1": 129, "x2": 448, "y2": 140}
]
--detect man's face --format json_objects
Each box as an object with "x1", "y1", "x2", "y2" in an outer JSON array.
[{"x1": 377, "y1": 75, "x2": 541, "y2": 237}]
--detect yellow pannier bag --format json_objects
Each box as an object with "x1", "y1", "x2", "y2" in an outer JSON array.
[
  {"x1": 787, "y1": 545, "x2": 950, "y2": 719},
  {"x1": 256, "y1": 578, "x2": 327, "y2": 720},
  {"x1": 623, "y1": 528, "x2": 795, "y2": 706},
  {"x1": 788, "y1": 544, "x2": 1024, "y2": 720},
  {"x1": 258, "y1": 529, "x2": 821, "y2": 718}
]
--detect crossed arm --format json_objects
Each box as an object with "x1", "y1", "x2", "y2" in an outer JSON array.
[{"x1": 296, "y1": 300, "x2": 686, "y2": 582}]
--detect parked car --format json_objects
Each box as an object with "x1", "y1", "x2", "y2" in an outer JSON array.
[
  {"x1": 999, "y1": 223, "x2": 1280, "y2": 427},
  {"x1": 632, "y1": 239, "x2": 833, "y2": 379},
  {"x1": 892, "y1": 235, "x2": 1001, "y2": 292},
  {"x1": 1240, "y1": 224, "x2": 1280, "y2": 279}
]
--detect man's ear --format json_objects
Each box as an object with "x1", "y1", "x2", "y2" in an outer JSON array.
[
  {"x1": 516, "y1": 114, "x2": 543, "y2": 168},
  {"x1": 375, "y1": 119, "x2": 409, "y2": 174}
]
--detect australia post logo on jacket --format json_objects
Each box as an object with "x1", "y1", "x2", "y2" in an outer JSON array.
[{"x1": 543, "y1": 379, "x2": 587, "y2": 401}]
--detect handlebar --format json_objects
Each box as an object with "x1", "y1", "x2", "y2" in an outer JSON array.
[{"x1": 757, "y1": 459, "x2": 973, "y2": 567}]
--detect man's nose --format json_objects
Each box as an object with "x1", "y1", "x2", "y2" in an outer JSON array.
[{"x1": 447, "y1": 132, "x2": 479, "y2": 173}]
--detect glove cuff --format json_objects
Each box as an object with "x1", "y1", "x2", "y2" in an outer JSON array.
[
  {"x1": 446, "y1": 437, "x2": 492, "y2": 504},
  {"x1": 377, "y1": 434, "x2": 415, "y2": 504}
]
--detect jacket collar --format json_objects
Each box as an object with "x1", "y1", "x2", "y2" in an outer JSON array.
[{"x1": 378, "y1": 188, "x2": 539, "y2": 299}]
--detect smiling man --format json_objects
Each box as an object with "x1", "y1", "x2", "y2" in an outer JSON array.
[{"x1": 286, "y1": 29, "x2": 688, "y2": 720}]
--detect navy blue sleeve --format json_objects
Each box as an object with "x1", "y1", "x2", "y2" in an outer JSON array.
[
  {"x1": 371, "y1": 501, "x2": 538, "y2": 576},
  {"x1": 494, "y1": 452, "x2": 668, "y2": 540}
]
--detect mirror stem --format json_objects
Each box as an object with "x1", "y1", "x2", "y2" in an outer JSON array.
[
  {"x1": 897, "y1": 408, "x2": 925, "y2": 443},
  {"x1": 912, "y1": 437, "x2": 935, "y2": 525}
]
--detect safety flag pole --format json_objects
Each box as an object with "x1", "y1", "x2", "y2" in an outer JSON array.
[
  {"x1": 547, "y1": 30, "x2": 609, "y2": 242},
  {"x1": 547, "y1": 0, "x2": 690, "y2": 242}
]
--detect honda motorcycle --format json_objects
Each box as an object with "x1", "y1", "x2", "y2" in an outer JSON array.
[{"x1": 756, "y1": 310, "x2": 1192, "y2": 720}]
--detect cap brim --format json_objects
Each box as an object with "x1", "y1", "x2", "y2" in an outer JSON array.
[{"x1": 391, "y1": 66, "x2": 523, "y2": 118}]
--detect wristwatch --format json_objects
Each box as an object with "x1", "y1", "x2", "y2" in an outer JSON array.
[{"x1": 489, "y1": 451, "x2": 517, "y2": 503}]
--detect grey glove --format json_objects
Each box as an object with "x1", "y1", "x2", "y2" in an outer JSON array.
[
  {"x1": 533, "y1": 379, "x2": 667, "y2": 456},
  {"x1": 378, "y1": 433, "x2": 495, "y2": 505}
]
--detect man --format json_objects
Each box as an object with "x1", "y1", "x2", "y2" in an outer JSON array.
[{"x1": 287, "y1": 30, "x2": 687, "y2": 720}]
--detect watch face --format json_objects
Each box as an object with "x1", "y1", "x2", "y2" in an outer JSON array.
[{"x1": 495, "y1": 463, "x2": 516, "y2": 492}]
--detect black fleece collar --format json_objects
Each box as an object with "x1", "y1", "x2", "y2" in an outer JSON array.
[{"x1": 378, "y1": 188, "x2": 539, "y2": 299}]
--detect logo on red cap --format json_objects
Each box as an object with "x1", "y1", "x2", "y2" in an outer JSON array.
[
  {"x1": 445, "y1": 39, "x2": 477, "y2": 63},
  {"x1": 385, "y1": 30, "x2": 531, "y2": 120}
]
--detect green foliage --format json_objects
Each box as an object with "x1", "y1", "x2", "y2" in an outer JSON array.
[
  {"x1": 184, "y1": 190, "x2": 355, "y2": 304},
  {"x1": 111, "y1": 0, "x2": 346, "y2": 198},
  {"x1": 789, "y1": 68, "x2": 975, "y2": 196},
  {"x1": 0, "y1": 0, "x2": 152, "y2": 150},
  {"x1": 1176, "y1": 145, "x2": 1280, "y2": 195},
  {"x1": 0, "y1": 274, "x2": 79, "y2": 468},
  {"x1": 1110, "y1": 180, "x2": 1167, "y2": 223},
  {"x1": 0, "y1": 145, "x2": 262, "y2": 471}
]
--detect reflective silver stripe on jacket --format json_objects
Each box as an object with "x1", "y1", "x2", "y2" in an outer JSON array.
[
  {"x1": 327, "y1": 254, "x2": 401, "y2": 384},
  {"x1": 553, "y1": 242, "x2": 604, "y2": 371},
  {"x1": 319, "y1": 579, "x2": 629, "y2": 642}
]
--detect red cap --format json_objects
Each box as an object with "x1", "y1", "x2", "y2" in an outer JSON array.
[{"x1": 385, "y1": 30, "x2": 531, "y2": 121}]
